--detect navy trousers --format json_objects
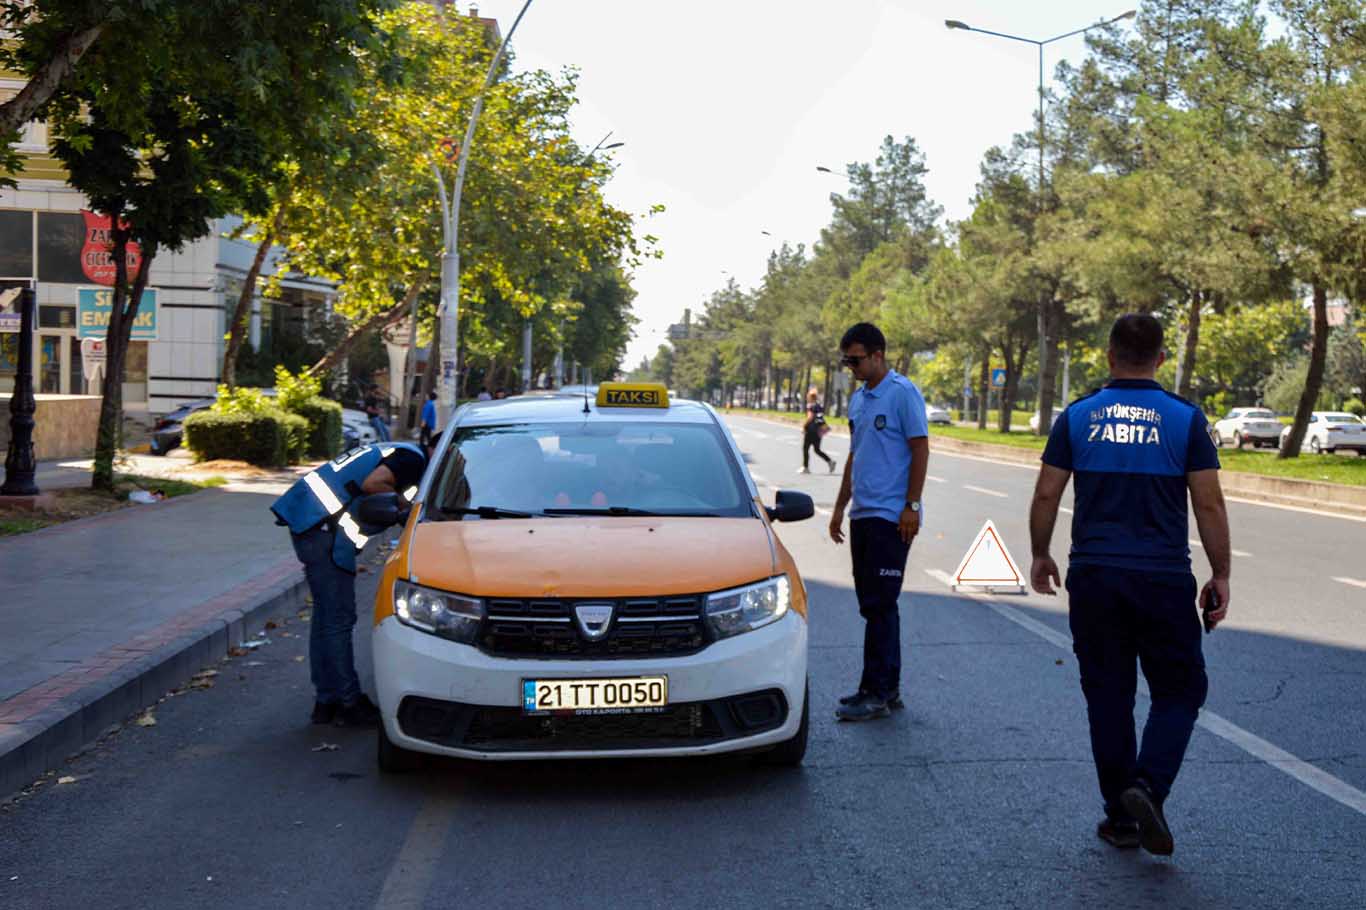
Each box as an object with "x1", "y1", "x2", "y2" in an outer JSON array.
[
  {"x1": 1066, "y1": 565, "x2": 1208, "y2": 817},
  {"x1": 291, "y1": 526, "x2": 361, "y2": 706},
  {"x1": 851, "y1": 517, "x2": 911, "y2": 700}
]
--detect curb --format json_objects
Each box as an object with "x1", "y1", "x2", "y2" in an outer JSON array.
[
  {"x1": 728, "y1": 412, "x2": 1366, "y2": 519},
  {"x1": 0, "y1": 558, "x2": 307, "y2": 802}
]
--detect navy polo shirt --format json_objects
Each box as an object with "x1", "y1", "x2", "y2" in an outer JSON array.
[
  {"x1": 1042, "y1": 379, "x2": 1219, "y2": 573},
  {"x1": 848, "y1": 369, "x2": 930, "y2": 524}
]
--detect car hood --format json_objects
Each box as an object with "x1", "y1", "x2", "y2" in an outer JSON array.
[{"x1": 404, "y1": 516, "x2": 776, "y2": 598}]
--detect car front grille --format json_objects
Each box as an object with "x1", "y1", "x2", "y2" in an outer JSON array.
[
  {"x1": 396, "y1": 690, "x2": 788, "y2": 753},
  {"x1": 478, "y1": 596, "x2": 709, "y2": 659}
]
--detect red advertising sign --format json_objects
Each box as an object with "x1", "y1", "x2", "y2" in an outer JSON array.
[{"x1": 81, "y1": 211, "x2": 142, "y2": 286}]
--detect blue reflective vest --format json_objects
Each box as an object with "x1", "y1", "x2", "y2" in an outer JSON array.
[{"x1": 270, "y1": 442, "x2": 425, "y2": 573}]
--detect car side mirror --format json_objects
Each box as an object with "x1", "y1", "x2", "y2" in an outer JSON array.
[
  {"x1": 356, "y1": 492, "x2": 408, "y2": 528},
  {"x1": 766, "y1": 489, "x2": 814, "y2": 523}
]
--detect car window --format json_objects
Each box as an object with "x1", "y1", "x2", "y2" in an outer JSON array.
[
  {"x1": 1324, "y1": 413, "x2": 1361, "y2": 423},
  {"x1": 428, "y1": 421, "x2": 752, "y2": 519},
  {"x1": 1245, "y1": 409, "x2": 1274, "y2": 419}
]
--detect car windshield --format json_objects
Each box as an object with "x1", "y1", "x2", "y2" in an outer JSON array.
[
  {"x1": 427, "y1": 421, "x2": 753, "y2": 519},
  {"x1": 1324, "y1": 414, "x2": 1362, "y2": 423}
]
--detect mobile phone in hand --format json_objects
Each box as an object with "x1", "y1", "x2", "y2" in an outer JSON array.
[{"x1": 1201, "y1": 586, "x2": 1220, "y2": 634}]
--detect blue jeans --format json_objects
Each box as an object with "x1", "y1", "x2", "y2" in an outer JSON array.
[
  {"x1": 1067, "y1": 566, "x2": 1207, "y2": 815},
  {"x1": 369, "y1": 415, "x2": 391, "y2": 442},
  {"x1": 291, "y1": 526, "x2": 360, "y2": 705},
  {"x1": 851, "y1": 517, "x2": 911, "y2": 699}
]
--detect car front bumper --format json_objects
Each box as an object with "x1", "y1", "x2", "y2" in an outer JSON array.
[{"x1": 373, "y1": 611, "x2": 808, "y2": 760}]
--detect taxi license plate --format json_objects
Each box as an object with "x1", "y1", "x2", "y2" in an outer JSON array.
[{"x1": 522, "y1": 677, "x2": 668, "y2": 715}]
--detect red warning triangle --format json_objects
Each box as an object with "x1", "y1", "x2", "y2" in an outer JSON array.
[{"x1": 952, "y1": 520, "x2": 1025, "y2": 590}]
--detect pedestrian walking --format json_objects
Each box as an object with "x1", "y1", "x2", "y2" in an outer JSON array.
[
  {"x1": 1028, "y1": 313, "x2": 1230, "y2": 856},
  {"x1": 364, "y1": 384, "x2": 391, "y2": 442},
  {"x1": 270, "y1": 442, "x2": 429, "y2": 727},
  {"x1": 828, "y1": 323, "x2": 930, "y2": 721},
  {"x1": 419, "y1": 391, "x2": 438, "y2": 447},
  {"x1": 800, "y1": 387, "x2": 837, "y2": 474}
]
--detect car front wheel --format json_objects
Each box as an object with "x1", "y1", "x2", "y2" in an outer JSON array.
[
  {"x1": 759, "y1": 681, "x2": 809, "y2": 767},
  {"x1": 1310, "y1": 437, "x2": 1322, "y2": 454},
  {"x1": 377, "y1": 722, "x2": 422, "y2": 773}
]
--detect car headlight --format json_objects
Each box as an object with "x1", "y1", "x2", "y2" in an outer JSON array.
[
  {"x1": 705, "y1": 576, "x2": 790, "y2": 639},
  {"x1": 393, "y1": 580, "x2": 483, "y2": 644}
]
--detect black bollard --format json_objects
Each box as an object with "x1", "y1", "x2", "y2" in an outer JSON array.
[{"x1": 2, "y1": 287, "x2": 39, "y2": 496}]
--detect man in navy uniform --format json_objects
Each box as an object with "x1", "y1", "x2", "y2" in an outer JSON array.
[
  {"x1": 1028, "y1": 313, "x2": 1231, "y2": 856},
  {"x1": 829, "y1": 322, "x2": 930, "y2": 722},
  {"x1": 271, "y1": 442, "x2": 428, "y2": 726}
]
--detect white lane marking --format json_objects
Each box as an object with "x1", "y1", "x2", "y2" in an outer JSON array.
[
  {"x1": 925, "y1": 568, "x2": 955, "y2": 587},
  {"x1": 1222, "y1": 494, "x2": 1366, "y2": 524},
  {"x1": 927, "y1": 474, "x2": 947, "y2": 483},
  {"x1": 1189, "y1": 539, "x2": 1252, "y2": 558},
  {"x1": 374, "y1": 794, "x2": 459, "y2": 909},
  {"x1": 933, "y1": 450, "x2": 1038, "y2": 472},
  {"x1": 732, "y1": 424, "x2": 770, "y2": 439},
  {"x1": 815, "y1": 506, "x2": 832, "y2": 517},
  {"x1": 943, "y1": 581, "x2": 1366, "y2": 820},
  {"x1": 1332, "y1": 576, "x2": 1366, "y2": 589},
  {"x1": 963, "y1": 484, "x2": 1009, "y2": 498}
]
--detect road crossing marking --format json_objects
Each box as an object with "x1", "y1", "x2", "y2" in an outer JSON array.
[
  {"x1": 1189, "y1": 539, "x2": 1253, "y2": 558},
  {"x1": 922, "y1": 569, "x2": 1366, "y2": 820},
  {"x1": 927, "y1": 475, "x2": 946, "y2": 483},
  {"x1": 963, "y1": 484, "x2": 1008, "y2": 498},
  {"x1": 1332, "y1": 576, "x2": 1366, "y2": 589},
  {"x1": 374, "y1": 794, "x2": 460, "y2": 909}
]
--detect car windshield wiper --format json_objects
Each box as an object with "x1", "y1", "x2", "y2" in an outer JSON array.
[
  {"x1": 542, "y1": 507, "x2": 721, "y2": 518},
  {"x1": 439, "y1": 506, "x2": 536, "y2": 519}
]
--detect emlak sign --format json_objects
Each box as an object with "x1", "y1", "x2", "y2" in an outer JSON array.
[{"x1": 81, "y1": 211, "x2": 142, "y2": 286}]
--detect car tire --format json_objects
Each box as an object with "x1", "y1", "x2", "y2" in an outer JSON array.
[
  {"x1": 1310, "y1": 437, "x2": 1321, "y2": 454},
  {"x1": 377, "y1": 722, "x2": 422, "y2": 773},
  {"x1": 1214, "y1": 431, "x2": 1225, "y2": 448},
  {"x1": 1233, "y1": 431, "x2": 1245, "y2": 449},
  {"x1": 759, "y1": 680, "x2": 808, "y2": 767}
]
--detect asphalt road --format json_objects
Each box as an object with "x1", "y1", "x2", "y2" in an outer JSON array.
[{"x1": 2, "y1": 412, "x2": 1363, "y2": 909}]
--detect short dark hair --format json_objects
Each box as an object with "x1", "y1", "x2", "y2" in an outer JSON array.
[
  {"x1": 1109, "y1": 313, "x2": 1164, "y2": 367},
  {"x1": 427, "y1": 391, "x2": 437, "y2": 400},
  {"x1": 840, "y1": 322, "x2": 886, "y2": 354}
]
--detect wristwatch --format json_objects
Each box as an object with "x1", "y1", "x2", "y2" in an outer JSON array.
[{"x1": 905, "y1": 500, "x2": 920, "y2": 513}]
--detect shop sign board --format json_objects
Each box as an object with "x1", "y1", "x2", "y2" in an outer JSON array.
[{"x1": 78, "y1": 287, "x2": 158, "y2": 340}]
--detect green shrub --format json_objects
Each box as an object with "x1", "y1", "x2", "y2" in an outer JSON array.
[
  {"x1": 274, "y1": 366, "x2": 322, "y2": 413},
  {"x1": 184, "y1": 411, "x2": 294, "y2": 467},
  {"x1": 280, "y1": 411, "x2": 309, "y2": 463},
  {"x1": 290, "y1": 395, "x2": 343, "y2": 458},
  {"x1": 211, "y1": 384, "x2": 275, "y2": 415},
  {"x1": 1344, "y1": 397, "x2": 1365, "y2": 417}
]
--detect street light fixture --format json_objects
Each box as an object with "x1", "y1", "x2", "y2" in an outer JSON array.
[
  {"x1": 945, "y1": 9, "x2": 1136, "y2": 431},
  {"x1": 434, "y1": 0, "x2": 535, "y2": 428},
  {"x1": 815, "y1": 165, "x2": 834, "y2": 174}
]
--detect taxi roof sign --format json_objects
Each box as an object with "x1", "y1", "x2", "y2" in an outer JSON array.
[{"x1": 596, "y1": 383, "x2": 669, "y2": 409}]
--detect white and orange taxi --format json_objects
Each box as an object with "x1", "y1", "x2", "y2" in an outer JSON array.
[{"x1": 366, "y1": 384, "x2": 813, "y2": 769}]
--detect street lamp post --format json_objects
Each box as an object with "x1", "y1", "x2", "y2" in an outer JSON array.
[
  {"x1": 1, "y1": 287, "x2": 38, "y2": 496},
  {"x1": 946, "y1": 10, "x2": 1135, "y2": 429},
  {"x1": 433, "y1": 0, "x2": 535, "y2": 429}
]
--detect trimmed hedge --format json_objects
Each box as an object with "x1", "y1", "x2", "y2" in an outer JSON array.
[
  {"x1": 290, "y1": 396, "x2": 343, "y2": 459},
  {"x1": 184, "y1": 409, "x2": 307, "y2": 467}
]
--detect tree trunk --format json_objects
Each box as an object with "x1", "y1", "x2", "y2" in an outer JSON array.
[
  {"x1": 823, "y1": 363, "x2": 834, "y2": 413},
  {"x1": 92, "y1": 225, "x2": 156, "y2": 491},
  {"x1": 1035, "y1": 298, "x2": 1062, "y2": 436},
  {"x1": 0, "y1": 22, "x2": 106, "y2": 138},
  {"x1": 977, "y1": 349, "x2": 990, "y2": 430},
  {"x1": 220, "y1": 214, "x2": 279, "y2": 388},
  {"x1": 307, "y1": 280, "x2": 424, "y2": 377},
  {"x1": 1280, "y1": 282, "x2": 1330, "y2": 459},
  {"x1": 1177, "y1": 290, "x2": 1201, "y2": 400}
]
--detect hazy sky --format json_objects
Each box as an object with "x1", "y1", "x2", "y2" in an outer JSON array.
[{"x1": 465, "y1": 1, "x2": 1137, "y2": 366}]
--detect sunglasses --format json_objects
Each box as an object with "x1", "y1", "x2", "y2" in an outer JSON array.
[{"x1": 840, "y1": 354, "x2": 870, "y2": 367}]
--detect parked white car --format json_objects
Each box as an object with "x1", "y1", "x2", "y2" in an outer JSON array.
[
  {"x1": 1278, "y1": 412, "x2": 1366, "y2": 455},
  {"x1": 1213, "y1": 408, "x2": 1283, "y2": 449},
  {"x1": 925, "y1": 404, "x2": 952, "y2": 425},
  {"x1": 341, "y1": 408, "x2": 379, "y2": 448}
]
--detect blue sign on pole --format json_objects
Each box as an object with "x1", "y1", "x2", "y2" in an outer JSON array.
[
  {"x1": 78, "y1": 287, "x2": 158, "y2": 340},
  {"x1": 990, "y1": 368, "x2": 1007, "y2": 389}
]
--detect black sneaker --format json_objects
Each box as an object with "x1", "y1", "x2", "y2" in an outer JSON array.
[
  {"x1": 335, "y1": 694, "x2": 380, "y2": 728},
  {"x1": 1097, "y1": 817, "x2": 1141, "y2": 849},
  {"x1": 310, "y1": 702, "x2": 338, "y2": 725},
  {"x1": 835, "y1": 694, "x2": 890, "y2": 722},
  {"x1": 828, "y1": 459, "x2": 838, "y2": 474},
  {"x1": 839, "y1": 690, "x2": 904, "y2": 710},
  {"x1": 1121, "y1": 783, "x2": 1174, "y2": 856}
]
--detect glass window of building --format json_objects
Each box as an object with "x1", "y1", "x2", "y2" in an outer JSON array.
[
  {"x1": 0, "y1": 210, "x2": 33, "y2": 277},
  {"x1": 36, "y1": 212, "x2": 86, "y2": 285}
]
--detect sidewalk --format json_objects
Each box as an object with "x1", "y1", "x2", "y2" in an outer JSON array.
[{"x1": 0, "y1": 475, "x2": 312, "y2": 799}]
